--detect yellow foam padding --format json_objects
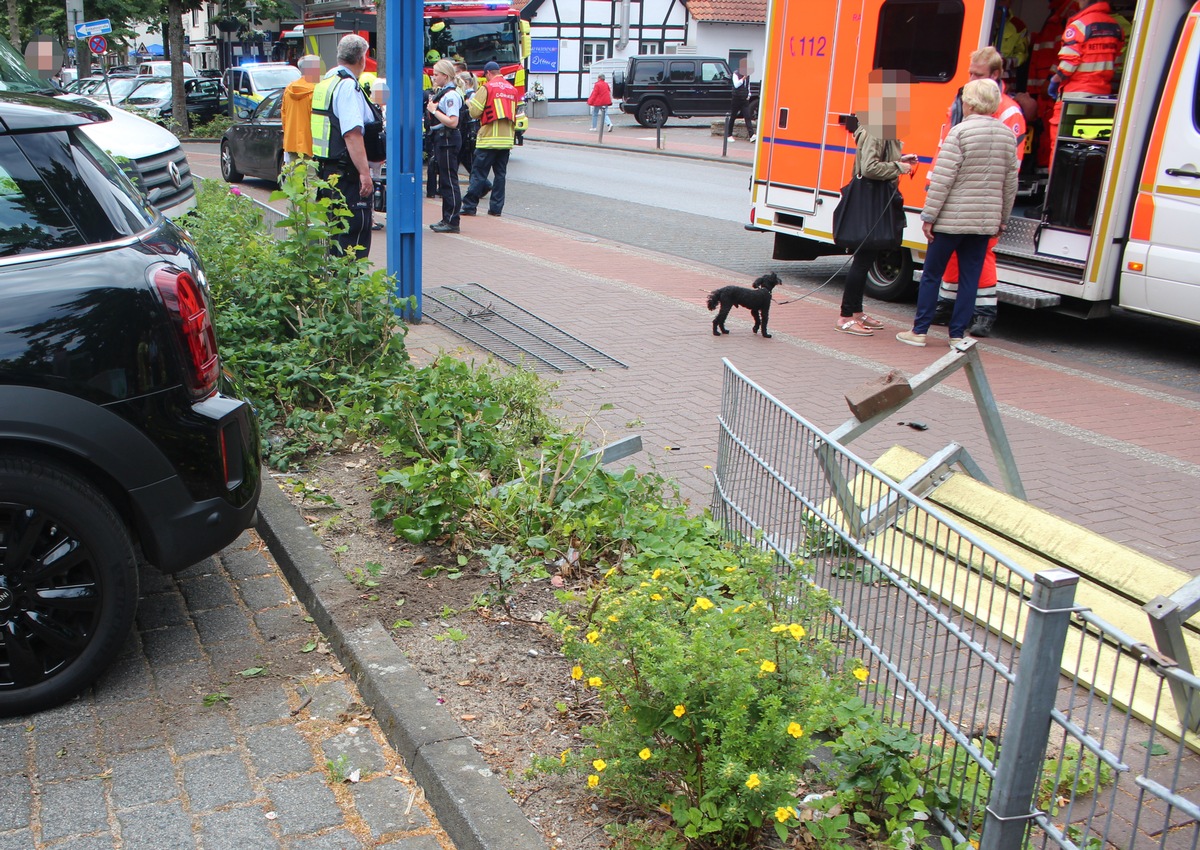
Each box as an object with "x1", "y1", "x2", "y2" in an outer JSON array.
[{"x1": 816, "y1": 446, "x2": 1199, "y2": 750}]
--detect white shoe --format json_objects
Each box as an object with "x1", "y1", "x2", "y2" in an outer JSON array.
[
  {"x1": 727, "y1": 136, "x2": 736, "y2": 142},
  {"x1": 748, "y1": 135, "x2": 756, "y2": 142}
]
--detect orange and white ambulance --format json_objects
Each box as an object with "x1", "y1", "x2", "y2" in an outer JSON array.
[{"x1": 748, "y1": 0, "x2": 1200, "y2": 326}]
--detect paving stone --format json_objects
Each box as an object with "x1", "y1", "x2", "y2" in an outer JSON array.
[
  {"x1": 109, "y1": 749, "x2": 179, "y2": 808},
  {"x1": 247, "y1": 724, "x2": 318, "y2": 778},
  {"x1": 207, "y1": 640, "x2": 270, "y2": 674},
  {"x1": 152, "y1": 659, "x2": 217, "y2": 704},
  {"x1": 180, "y1": 571, "x2": 239, "y2": 610},
  {"x1": 182, "y1": 751, "x2": 256, "y2": 810},
  {"x1": 266, "y1": 773, "x2": 344, "y2": 836},
  {"x1": 304, "y1": 681, "x2": 355, "y2": 722},
  {"x1": 221, "y1": 545, "x2": 273, "y2": 580},
  {"x1": 137, "y1": 564, "x2": 177, "y2": 595},
  {"x1": 175, "y1": 555, "x2": 222, "y2": 582},
  {"x1": 98, "y1": 700, "x2": 167, "y2": 753},
  {"x1": 375, "y1": 836, "x2": 444, "y2": 850},
  {"x1": 135, "y1": 591, "x2": 191, "y2": 631},
  {"x1": 321, "y1": 730, "x2": 388, "y2": 776},
  {"x1": 140, "y1": 624, "x2": 205, "y2": 667},
  {"x1": 198, "y1": 805, "x2": 279, "y2": 850},
  {"x1": 286, "y1": 829, "x2": 365, "y2": 850},
  {"x1": 254, "y1": 605, "x2": 308, "y2": 642},
  {"x1": 39, "y1": 778, "x2": 107, "y2": 841},
  {"x1": 349, "y1": 778, "x2": 430, "y2": 839},
  {"x1": 170, "y1": 709, "x2": 236, "y2": 757},
  {"x1": 91, "y1": 653, "x2": 154, "y2": 704},
  {"x1": 0, "y1": 830, "x2": 36, "y2": 850},
  {"x1": 232, "y1": 683, "x2": 292, "y2": 728},
  {"x1": 33, "y1": 725, "x2": 103, "y2": 782},
  {"x1": 238, "y1": 574, "x2": 293, "y2": 610},
  {"x1": 0, "y1": 775, "x2": 31, "y2": 831},
  {"x1": 49, "y1": 834, "x2": 117, "y2": 850},
  {"x1": 191, "y1": 605, "x2": 254, "y2": 646},
  {"x1": 29, "y1": 698, "x2": 95, "y2": 730},
  {"x1": 0, "y1": 724, "x2": 26, "y2": 770},
  {"x1": 115, "y1": 801, "x2": 194, "y2": 849}
]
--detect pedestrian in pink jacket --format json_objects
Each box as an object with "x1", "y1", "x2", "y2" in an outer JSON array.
[{"x1": 588, "y1": 74, "x2": 615, "y2": 131}]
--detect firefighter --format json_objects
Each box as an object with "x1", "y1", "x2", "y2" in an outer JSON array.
[
  {"x1": 461, "y1": 61, "x2": 519, "y2": 218},
  {"x1": 310, "y1": 34, "x2": 378, "y2": 258},
  {"x1": 1046, "y1": 0, "x2": 1124, "y2": 144},
  {"x1": 932, "y1": 47, "x2": 1027, "y2": 337}
]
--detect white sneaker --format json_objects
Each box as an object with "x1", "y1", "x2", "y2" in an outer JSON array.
[
  {"x1": 727, "y1": 135, "x2": 736, "y2": 142},
  {"x1": 748, "y1": 135, "x2": 756, "y2": 142}
]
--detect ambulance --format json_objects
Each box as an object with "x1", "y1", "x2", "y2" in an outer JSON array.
[{"x1": 748, "y1": 0, "x2": 1200, "y2": 326}]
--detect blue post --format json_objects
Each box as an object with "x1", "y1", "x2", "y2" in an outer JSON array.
[{"x1": 385, "y1": 0, "x2": 422, "y2": 320}]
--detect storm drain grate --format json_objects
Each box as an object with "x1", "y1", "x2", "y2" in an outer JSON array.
[{"x1": 423, "y1": 283, "x2": 627, "y2": 373}]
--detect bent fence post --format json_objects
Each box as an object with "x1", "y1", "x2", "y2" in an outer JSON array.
[{"x1": 980, "y1": 567, "x2": 1080, "y2": 850}]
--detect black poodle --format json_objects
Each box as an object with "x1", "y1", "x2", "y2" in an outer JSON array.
[{"x1": 707, "y1": 273, "x2": 782, "y2": 338}]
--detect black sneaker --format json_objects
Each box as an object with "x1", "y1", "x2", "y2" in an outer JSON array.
[
  {"x1": 428, "y1": 220, "x2": 445, "y2": 230},
  {"x1": 461, "y1": 209, "x2": 477, "y2": 216},
  {"x1": 969, "y1": 315, "x2": 995, "y2": 337},
  {"x1": 931, "y1": 304, "x2": 953, "y2": 326},
  {"x1": 430, "y1": 222, "x2": 460, "y2": 233},
  {"x1": 487, "y1": 211, "x2": 502, "y2": 217}
]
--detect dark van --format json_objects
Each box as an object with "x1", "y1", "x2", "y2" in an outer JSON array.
[{"x1": 612, "y1": 55, "x2": 759, "y2": 128}]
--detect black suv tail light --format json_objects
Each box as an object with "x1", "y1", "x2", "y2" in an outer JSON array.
[{"x1": 154, "y1": 267, "x2": 219, "y2": 398}]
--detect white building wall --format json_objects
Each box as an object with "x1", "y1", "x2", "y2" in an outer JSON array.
[{"x1": 690, "y1": 22, "x2": 767, "y2": 75}]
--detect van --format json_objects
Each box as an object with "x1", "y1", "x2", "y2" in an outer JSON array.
[
  {"x1": 613, "y1": 55, "x2": 759, "y2": 127},
  {"x1": 137, "y1": 60, "x2": 197, "y2": 78}
]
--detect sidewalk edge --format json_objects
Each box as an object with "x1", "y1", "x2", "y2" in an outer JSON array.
[
  {"x1": 254, "y1": 481, "x2": 551, "y2": 850},
  {"x1": 523, "y1": 134, "x2": 752, "y2": 166}
]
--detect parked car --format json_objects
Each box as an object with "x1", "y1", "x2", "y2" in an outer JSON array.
[
  {"x1": 612, "y1": 55, "x2": 760, "y2": 128},
  {"x1": 85, "y1": 74, "x2": 154, "y2": 106},
  {"x1": 137, "y1": 60, "x2": 197, "y2": 78},
  {"x1": 0, "y1": 91, "x2": 262, "y2": 715},
  {"x1": 0, "y1": 34, "x2": 195, "y2": 217},
  {"x1": 220, "y1": 90, "x2": 284, "y2": 182},
  {"x1": 123, "y1": 76, "x2": 229, "y2": 125},
  {"x1": 223, "y1": 62, "x2": 300, "y2": 118}
]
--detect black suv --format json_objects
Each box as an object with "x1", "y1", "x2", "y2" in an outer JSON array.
[
  {"x1": 0, "y1": 92, "x2": 261, "y2": 715},
  {"x1": 613, "y1": 55, "x2": 760, "y2": 127}
]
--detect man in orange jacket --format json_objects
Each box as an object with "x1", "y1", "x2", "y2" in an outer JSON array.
[
  {"x1": 281, "y1": 55, "x2": 322, "y2": 162},
  {"x1": 1046, "y1": 0, "x2": 1123, "y2": 142},
  {"x1": 932, "y1": 47, "x2": 1027, "y2": 336}
]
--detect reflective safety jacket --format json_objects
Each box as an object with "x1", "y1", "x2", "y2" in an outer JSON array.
[
  {"x1": 1028, "y1": 1, "x2": 1070, "y2": 97},
  {"x1": 1057, "y1": 0, "x2": 1124, "y2": 95},
  {"x1": 310, "y1": 68, "x2": 358, "y2": 163},
  {"x1": 469, "y1": 77, "x2": 518, "y2": 150}
]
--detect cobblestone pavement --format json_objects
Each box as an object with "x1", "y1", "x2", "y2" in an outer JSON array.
[{"x1": 5, "y1": 529, "x2": 455, "y2": 850}]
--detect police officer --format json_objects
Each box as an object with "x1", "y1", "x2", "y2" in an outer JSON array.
[
  {"x1": 461, "y1": 61, "x2": 518, "y2": 218},
  {"x1": 426, "y1": 58, "x2": 463, "y2": 233},
  {"x1": 310, "y1": 34, "x2": 378, "y2": 258}
]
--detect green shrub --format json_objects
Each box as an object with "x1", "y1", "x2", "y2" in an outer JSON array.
[
  {"x1": 182, "y1": 161, "x2": 411, "y2": 467},
  {"x1": 188, "y1": 114, "x2": 238, "y2": 138}
]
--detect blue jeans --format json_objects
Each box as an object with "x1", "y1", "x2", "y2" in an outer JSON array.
[
  {"x1": 913, "y1": 232, "x2": 989, "y2": 338},
  {"x1": 590, "y1": 105, "x2": 612, "y2": 130},
  {"x1": 462, "y1": 148, "x2": 510, "y2": 215}
]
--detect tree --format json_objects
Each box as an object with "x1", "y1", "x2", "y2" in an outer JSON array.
[{"x1": 6, "y1": 0, "x2": 19, "y2": 51}]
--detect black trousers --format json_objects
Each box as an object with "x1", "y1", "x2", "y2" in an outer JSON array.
[
  {"x1": 433, "y1": 132, "x2": 461, "y2": 227},
  {"x1": 725, "y1": 99, "x2": 756, "y2": 138},
  {"x1": 318, "y1": 162, "x2": 372, "y2": 260}
]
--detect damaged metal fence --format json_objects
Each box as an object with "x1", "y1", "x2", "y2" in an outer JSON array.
[{"x1": 710, "y1": 358, "x2": 1199, "y2": 849}]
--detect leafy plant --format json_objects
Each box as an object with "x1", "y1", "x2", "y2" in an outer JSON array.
[
  {"x1": 203, "y1": 691, "x2": 232, "y2": 706},
  {"x1": 326, "y1": 753, "x2": 352, "y2": 783},
  {"x1": 346, "y1": 561, "x2": 384, "y2": 589},
  {"x1": 434, "y1": 627, "x2": 468, "y2": 642}
]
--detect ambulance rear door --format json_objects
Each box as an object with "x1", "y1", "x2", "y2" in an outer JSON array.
[{"x1": 1119, "y1": 0, "x2": 1200, "y2": 325}]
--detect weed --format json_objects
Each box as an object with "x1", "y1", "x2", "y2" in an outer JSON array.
[
  {"x1": 326, "y1": 754, "x2": 352, "y2": 783},
  {"x1": 346, "y1": 561, "x2": 384, "y2": 589},
  {"x1": 433, "y1": 628, "x2": 468, "y2": 642},
  {"x1": 203, "y1": 692, "x2": 231, "y2": 707}
]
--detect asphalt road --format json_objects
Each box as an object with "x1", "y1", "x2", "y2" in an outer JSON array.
[{"x1": 184, "y1": 139, "x2": 1200, "y2": 394}]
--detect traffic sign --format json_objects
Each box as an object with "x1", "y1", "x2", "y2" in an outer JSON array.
[
  {"x1": 73, "y1": 19, "x2": 112, "y2": 39},
  {"x1": 88, "y1": 35, "x2": 107, "y2": 55}
]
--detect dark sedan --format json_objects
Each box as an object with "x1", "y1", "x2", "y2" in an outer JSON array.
[
  {"x1": 123, "y1": 76, "x2": 228, "y2": 126},
  {"x1": 220, "y1": 90, "x2": 283, "y2": 183}
]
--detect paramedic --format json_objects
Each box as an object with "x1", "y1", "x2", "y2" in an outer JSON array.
[{"x1": 1046, "y1": 0, "x2": 1123, "y2": 143}]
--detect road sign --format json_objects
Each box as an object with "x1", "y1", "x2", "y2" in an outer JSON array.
[
  {"x1": 88, "y1": 35, "x2": 107, "y2": 55},
  {"x1": 73, "y1": 19, "x2": 112, "y2": 39}
]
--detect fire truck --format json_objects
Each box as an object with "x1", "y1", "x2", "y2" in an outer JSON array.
[
  {"x1": 748, "y1": 0, "x2": 1200, "y2": 327},
  {"x1": 423, "y1": 0, "x2": 531, "y2": 96}
]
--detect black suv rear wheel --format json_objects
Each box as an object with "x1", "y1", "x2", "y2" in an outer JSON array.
[
  {"x1": 636, "y1": 99, "x2": 668, "y2": 128},
  {"x1": 0, "y1": 456, "x2": 139, "y2": 716}
]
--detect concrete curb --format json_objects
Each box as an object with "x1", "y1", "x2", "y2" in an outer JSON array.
[
  {"x1": 523, "y1": 134, "x2": 753, "y2": 166},
  {"x1": 254, "y1": 481, "x2": 550, "y2": 850}
]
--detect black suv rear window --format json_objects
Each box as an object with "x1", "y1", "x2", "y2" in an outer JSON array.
[
  {"x1": 633, "y1": 61, "x2": 665, "y2": 84},
  {"x1": 0, "y1": 136, "x2": 85, "y2": 257}
]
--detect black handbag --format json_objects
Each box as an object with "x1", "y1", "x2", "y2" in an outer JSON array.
[{"x1": 832, "y1": 172, "x2": 905, "y2": 252}]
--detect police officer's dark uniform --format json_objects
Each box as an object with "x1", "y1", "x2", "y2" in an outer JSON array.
[{"x1": 310, "y1": 63, "x2": 382, "y2": 258}]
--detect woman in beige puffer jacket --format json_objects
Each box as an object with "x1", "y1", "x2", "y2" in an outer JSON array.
[{"x1": 897, "y1": 79, "x2": 1018, "y2": 347}]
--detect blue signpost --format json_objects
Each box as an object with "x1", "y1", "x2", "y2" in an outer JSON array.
[{"x1": 384, "y1": 0, "x2": 423, "y2": 320}]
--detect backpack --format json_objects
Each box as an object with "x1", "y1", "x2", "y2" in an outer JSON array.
[{"x1": 460, "y1": 88, "x2": 478, "y2": 143}]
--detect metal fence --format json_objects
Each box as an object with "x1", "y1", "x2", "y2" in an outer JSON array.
[{"x1": 711, "y1": 358, "x2": 1200, "y2": 849}]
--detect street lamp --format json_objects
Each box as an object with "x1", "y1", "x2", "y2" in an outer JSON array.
[{"x1": 245, "y1": 1, "x2": 258, "y2": 57}]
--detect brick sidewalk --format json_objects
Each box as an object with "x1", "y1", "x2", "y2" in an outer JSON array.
[{"x1": 405, "y1": 201, "x2": 1200, "y2": 574}]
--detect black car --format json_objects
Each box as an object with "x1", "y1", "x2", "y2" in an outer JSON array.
[
  {"x1": 122, "y1": 76, "x2": 229, "y2": 126},
  {"x1": 220, "y1": 90, "x2": 283, "y2": 183},
  {"x1": 0, "y1": 92, "x2": 261, "y2": 715},
  {"x1": 613, "y1": 55, "x2": 760, "y2": 128}
]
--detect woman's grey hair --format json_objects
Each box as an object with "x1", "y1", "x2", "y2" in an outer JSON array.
[
  {"x1": 597, "y1": 73, "x2": 605, "y2": 81},
  {"x1": 336, "y1": 34, "x2": 369, "y2": 66},
  {"x1": 961, "y1": 78, "x2": 1001, "y2": 115}
]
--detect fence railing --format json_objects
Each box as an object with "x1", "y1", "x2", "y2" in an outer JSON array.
[{"x1": 711, "y1": 358, "x2": 1200, "y2": 849}]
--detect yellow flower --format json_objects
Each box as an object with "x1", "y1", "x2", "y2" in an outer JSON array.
[
  {"x1": 704, "y1": 464, "x2": 713, "y2": 470},
  {"x1": 745, "y1": 773, "x2": 761, "y2": 790},
  {"x1": 587, "y1": 774, "x2": 599, "y2": 788},
  {"x1": 571, "y1": 666, "x2": 583, "y2": 680},
  {"x1": 732, "y1": 605, "x2": 745, "y2": 613},
  {"x1": 651, "y1": 593, "x2": 663, "y2": 601},
  {"x1": 775, "y1": 806, "x2": 794, "y2": 823},
  {"x1": 787, "y1": 722, "x2": 804, "y2": 738},
  {"x1": 789, "y1": 623, "x2": 807, "y2": 640},
  {"x1": 588, "y1": 676, "x2": 603, "y2": 688},
  {"x1": 853, "y1": 666, "x2": 869, "y2": 682},
  {"x1": 735, "y1": 648, "x2": 750, "y2": 654},
  {"x1": 771, "y1": 624, "x2": 788, "y2": 633},
  {"x1": 560, "y1": 749, "x2": 570, "y2": 765},
  {"x1": 652, "y1": 569, "x2": 662, "y2": 580},
  {"x1": 673, "y1": 704, "x2": 686, "y2": 718},
  {"x1": 724, "y1": 566, "x2": 736, "y2": 572},
  {"x1": 639, "y1": 748, "x2": 652, "y2": 761},
  {"x1": 593, "y1": 758, "x2": 607, "y2": 772},
  {"x1": 586, "y1": 631, "x2": 600, "y2": 644},
  {"x1": 760, "y1": 660, "x2": 777, "y2": 673},
  {"x1": 639, "y1": 581, "x2": 650, "y2": 588},
  {"x1": 693, "y1": 597, "x2": 714, "y2": 611},
  {"x1": 607, "y1": 614, "x2": 619, "y2": 622}
]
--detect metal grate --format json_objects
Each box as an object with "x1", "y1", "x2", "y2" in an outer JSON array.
[{"x1": 423, "y1": 283, "x2": 627, "y2": 373}]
